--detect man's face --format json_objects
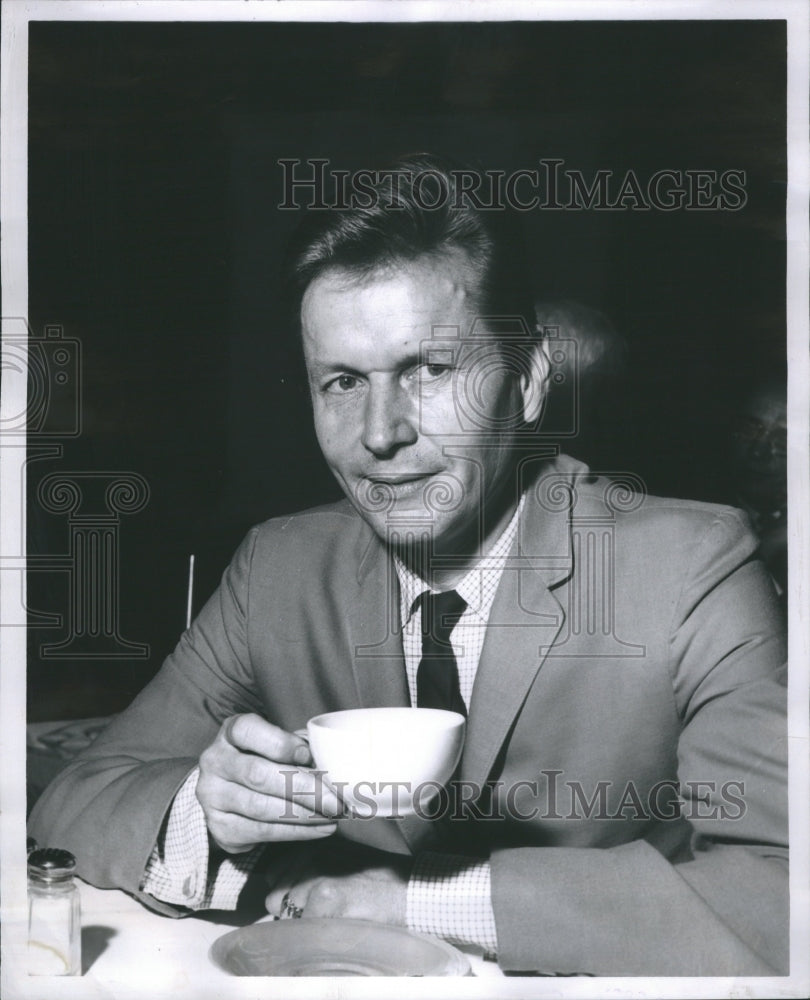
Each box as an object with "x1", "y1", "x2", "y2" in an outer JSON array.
[
  {"x1": 301, "y1": 253, "x2": 545, "y2": 555},
  {"x1": 730, "y1": 385, "x2": 787, "y2": 512}
]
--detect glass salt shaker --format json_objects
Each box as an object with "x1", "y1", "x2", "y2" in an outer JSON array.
[{"x1": 27, "y1": 847, "x2": 81, "y2": 975}]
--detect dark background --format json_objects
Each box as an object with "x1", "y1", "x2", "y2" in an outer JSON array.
[{"x1": 26, "y1": 19, "x2": 786, "y2": 720}]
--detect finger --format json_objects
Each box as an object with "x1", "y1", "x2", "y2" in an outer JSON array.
[
  {"x1": 266, "y1": 871, "x2": 332, "y2": 919},
  {"x1": 208, "y1": 778, "x2": 340, "y2": 824},
  {"x1": 207, "y1": 810, "x2": 337, "y2": 853},
  {"x1": 208, "y1": 760, "x2": 343, "y2": 818},
  {"x1": 223, "y1": 714, "x2": 312, "y2": 766},
  {"x1": 264, "y1": 850, "x2": 321, "y2": 914},
  {"x1": 265, "y1": 882, "x2": 292, "y2": 916}
]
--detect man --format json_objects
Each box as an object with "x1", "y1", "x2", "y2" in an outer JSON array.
[
  {"x1": 29, "y1": 155, "x2": 788, "y2": 976},
  {"x1": 726, "y1": 374, "x2": 788, "y2": 598}
]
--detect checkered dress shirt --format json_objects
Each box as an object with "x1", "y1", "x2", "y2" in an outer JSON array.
[
  {"x1": 142, "y1": 497, "x2": 524, "y2": 955},
  {"x1": 396, "y1": 495, "x2": 524, "y2": 953}
]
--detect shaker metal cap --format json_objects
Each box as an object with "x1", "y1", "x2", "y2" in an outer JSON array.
[{"x1": 28, "y1": 847, "x2": 77, "y2": 876}]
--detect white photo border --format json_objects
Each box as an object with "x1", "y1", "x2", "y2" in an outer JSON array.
[{"x1": 2, "y1": 2, "x2": 808, "y2": 998}]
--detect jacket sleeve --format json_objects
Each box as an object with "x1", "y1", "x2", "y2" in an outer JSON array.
[
  {"x1": 28, "y1": 527, "x2": 265, "y2": 916},
  {"x1": 490, "y1": 509, "x2": 789, "y2": 976}
]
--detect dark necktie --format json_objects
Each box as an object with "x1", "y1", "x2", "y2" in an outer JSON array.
[{"x1": 416, "y1": 589, "x2": 468, "y2": 718}]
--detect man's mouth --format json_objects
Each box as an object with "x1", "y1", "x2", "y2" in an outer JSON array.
[{"x1": 365, "y1": 473, "x2": 436, "y2": 499}]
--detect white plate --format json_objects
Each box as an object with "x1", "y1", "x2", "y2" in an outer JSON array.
[{"x1": 210, "y1": 918, "x2": 472, "y2": 977}]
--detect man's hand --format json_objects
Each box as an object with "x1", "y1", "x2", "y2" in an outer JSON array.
[
  {"x1": 196, "y1": 713, "x2": 342, "y2": 854},
  {"x1": 264, "y1": 841, "x2": 411, "y2": 924}
]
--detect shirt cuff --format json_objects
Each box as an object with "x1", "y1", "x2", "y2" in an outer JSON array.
[
  {"x1": 140, "y1": 767, "x2": 262, "y2": 910},
  {"x1": 406, "y1": 852, "x2": 498, "y2": 955}
]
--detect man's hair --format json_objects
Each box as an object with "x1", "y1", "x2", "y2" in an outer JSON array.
[{"x1": 284, "y1": 153, "x2": 537, "y2": 341}]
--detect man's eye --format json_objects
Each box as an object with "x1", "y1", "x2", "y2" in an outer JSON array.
[
  {"x1": 325, "y1": 374, "x2": 361, "y2": 393},
  {"x1": 419, "y1": 363, "x2": 453, "y2": 380}
]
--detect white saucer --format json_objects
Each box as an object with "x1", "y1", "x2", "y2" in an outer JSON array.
[{"x1": 210, "y1": 917, "x2": 472, "y2": 977}]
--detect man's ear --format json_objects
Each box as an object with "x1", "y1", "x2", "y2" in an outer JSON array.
[{"x1": 520, "y1": 341, "x2": 551, "y2": 424}]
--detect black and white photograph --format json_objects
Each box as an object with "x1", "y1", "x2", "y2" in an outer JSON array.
[{"x1": 1, "y1": 1, "x2": 808, "y2": 996}]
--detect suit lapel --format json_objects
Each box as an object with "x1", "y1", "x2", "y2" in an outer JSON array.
[
  {"x1": 347, "y1": 528, "x2": 410, "y2": 708},
  {"x1": 345, "y1": 528, "x2": 438, "y2": 855},
  {"x1": 462, "y1": 469, "x2": 575, "y2": 790}
]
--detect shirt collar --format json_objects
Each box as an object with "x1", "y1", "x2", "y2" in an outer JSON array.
[{"x1": 394, "y1": 493, "x2": 526, "y2": 626}]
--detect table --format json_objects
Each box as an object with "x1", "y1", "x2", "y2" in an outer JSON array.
[
  {"x1": 10, "y1": 879, "x2": 506, "y2": 999},
  {"x1": 23, "y1": 719, "x2": 507, "y2": 994}
]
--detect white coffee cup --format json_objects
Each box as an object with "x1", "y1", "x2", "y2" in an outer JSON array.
[{"x1": 307, "y1": 707, "x2": 465, "y2": 818}]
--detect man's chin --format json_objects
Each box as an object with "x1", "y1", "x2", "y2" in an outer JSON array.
[{"x1": 354, "y1": 505, "x2": 462, "y2": 551}]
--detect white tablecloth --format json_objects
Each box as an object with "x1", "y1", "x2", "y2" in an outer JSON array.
[{"x1": 8, "y1": 879, "x2": 507, "y2": 1000}]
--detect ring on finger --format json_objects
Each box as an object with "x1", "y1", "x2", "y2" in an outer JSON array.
[{"x1": 279, "y1": 891, "x2": 303, "y2": 920}]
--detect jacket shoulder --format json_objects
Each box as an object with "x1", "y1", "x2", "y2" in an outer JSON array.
[
  {"x1": 574, "y1": 475, "x2": 753, "y2": 537},
  {"x1": 256, "y1": 497, "x2": 361, "y2": 534},
  {"x1": 245, "y1": 499, "x2": 373, "y2": 575}
]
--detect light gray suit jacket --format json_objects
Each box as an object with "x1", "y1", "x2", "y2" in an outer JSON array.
[{"x1": 29, "y1": 455, "x2": 788, "y2": 975}]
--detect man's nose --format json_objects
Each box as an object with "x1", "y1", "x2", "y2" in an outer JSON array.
[{"x1": 360, "y1": 383, "x2": 418, "y2": 456}]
